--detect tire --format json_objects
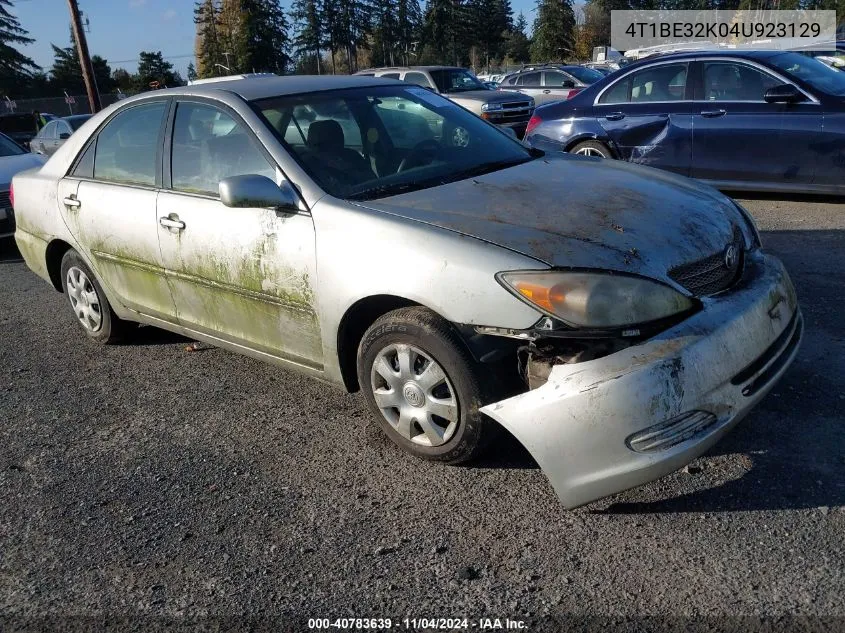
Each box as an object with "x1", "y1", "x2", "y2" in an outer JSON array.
[
  {"x1": 357, "y1": 306, "x2": 498, "y2": 464},
  {"x1": 569, "y1": 140, "x2": 612, "y2": 159},
  {"x1": 60, "y1": 250, "x2": 133, "y2": 344}
]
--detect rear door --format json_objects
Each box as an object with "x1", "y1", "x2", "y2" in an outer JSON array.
[
  {"x1": 60, "y1": 99, "x2": 177, "y2": 321},
  {"x1": 593, "y1": 61, "x2": 693, "y2": 176},
  {"x1": 690, "y1": 59, "x2": 822, "y2": 187}
]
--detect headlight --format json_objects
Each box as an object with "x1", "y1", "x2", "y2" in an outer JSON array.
[
  {"x1": 497, "y1": 271, "x2": 694, "y2": 329},
  {"x1": 481, "y1": 102, "x2": 503, "y2": 113}
]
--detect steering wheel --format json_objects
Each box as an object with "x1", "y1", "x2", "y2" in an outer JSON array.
[{"x1": 397, "y1": 139, "x2": 442, "y2": 173}]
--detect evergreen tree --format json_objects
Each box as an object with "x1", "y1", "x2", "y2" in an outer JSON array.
[
  {"x1": 239, "y1": 0, "x2": 290, "y2": 74},
  {"x1": 0, "y1": 0, "x2": 39, "y2": 96},
  {"x1": 290, "y1": 0, "x2": 322, "y2": 72},
  {"x1": 531, "y1": 0, "x2": 575, "y2": 62},
  {"x1": 187, "y1": 61, "x2": 198, "y2": 82},
  {"x1": 396, "y1": 0, "x2": 422, "y2": 65},
  {"x1": 506, "y1": 11, "x2": 531, "y2": 63},
  {"x1": 136, "y1": 50, "x2": 180, "y2": 89},
  {"x1": 194, "y1": 0, "x2": 224, "y2": 77},
  {"x1": 49, "y1": 42, "x2": 115, "y2": 95}
]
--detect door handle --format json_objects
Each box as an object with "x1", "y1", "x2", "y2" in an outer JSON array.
[
  {"x1": 605, "y1": 112, "x2": 625, "y2": 121},
  {"x1": 62, "y1": 196, "x2": 80, "y2": 208},
  {"x1": 700, "y1": 109, "x2": 727, "y2": 118},
  {"x1": 542, "y1": 89, "x2": 551, "y2": 94},
  {"x1": 159, "y1": 216, "x2": 185, "y2": 230}
]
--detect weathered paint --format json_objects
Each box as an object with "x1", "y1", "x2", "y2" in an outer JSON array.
[
  {"x1": 357, "y1": 155, "x2": 752, "y2": 287},
  {"x1": 481, "y1": 252, "x2": 802, "y2": 509},
  {"x1": 156, "y1": 191, "x2": 323, "y2": 367}
]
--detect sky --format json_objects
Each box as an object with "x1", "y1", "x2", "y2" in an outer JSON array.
[{"x1": 13, "y1": 0, "x2": 541, "y2": 80}]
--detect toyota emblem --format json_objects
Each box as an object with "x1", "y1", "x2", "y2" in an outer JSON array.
[{"x1": 724, "y1": 245, "x2": 737, "y2": 270}]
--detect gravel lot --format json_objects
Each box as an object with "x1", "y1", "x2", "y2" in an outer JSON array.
[{"x1": 1, "y1": 196, "x2": 843, "y2": 631}]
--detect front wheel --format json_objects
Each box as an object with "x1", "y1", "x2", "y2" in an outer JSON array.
[
  {"x1": 357, "y1": 307, "x2": 498, "y2": 464},
  {"x1": 570, "y1": 140, "x2": 611, "y2": 158}
]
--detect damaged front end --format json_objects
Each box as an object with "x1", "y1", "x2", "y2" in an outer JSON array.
[{"x1": 474, "y1": 252, "x2": 801, "y2": 509}]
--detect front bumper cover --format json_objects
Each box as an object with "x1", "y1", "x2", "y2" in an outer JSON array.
[{"x1": 480, "y1": 252, "x2": 801, "y2": 508}]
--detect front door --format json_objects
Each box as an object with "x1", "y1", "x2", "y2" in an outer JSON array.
[
  {"x1": 691, "y1": 60, "x2": 822, "y2": 186},
  {"x1": 594, "y1": 61, "x2": 693, "y2": 176},
  {"x1": 60, "y1": 100, "x2": 177, "y2": 321},
  {"x1": 157, "y1": 100, "x2": 323, "y2": 369}
]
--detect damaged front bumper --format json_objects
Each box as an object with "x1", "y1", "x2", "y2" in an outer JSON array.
[{"x1": 480, "y1": 251, "x2": 802, "y2": 509}]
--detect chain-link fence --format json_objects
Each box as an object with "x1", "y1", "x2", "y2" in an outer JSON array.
[{"x1": 1, "y1": 92, "x2": 132, "y2": 117}]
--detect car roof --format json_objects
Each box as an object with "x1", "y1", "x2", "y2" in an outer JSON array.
[
  {"x1": 623, "y1": 48, "x2": 787, "y2": 68},
  {"x1": 360, "y1": 66, "x2": 461, "y2": 73},
  {"x1": 143, "y1": 74, "x2": 405, "y2": 102}
]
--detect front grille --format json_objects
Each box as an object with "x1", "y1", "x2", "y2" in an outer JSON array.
[
  {"x1": 490, "y1": 101, "x2": 534, "y2": 124},
  {"x1": 669, "y1": 228, "x2": 744, "y2": 296}
]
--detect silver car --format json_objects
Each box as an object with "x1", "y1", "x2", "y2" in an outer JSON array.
[
  {"x1": 13, "y1": 75, "x2": 801, "y2": 508},
  {"x1": 30, "y1": 114, "x2": 92, "y2": 157}
]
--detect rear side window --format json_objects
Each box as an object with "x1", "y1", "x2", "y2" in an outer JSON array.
[
  {"x1": 599, "y1": 63, "x2": 687, "y2": 104},
  {"x1": 170, "y1": 101, "x2": 276, "y2": 196},
  {"x1": 403, "y1": 72, "x2": 432, "y2": 88},
  {"x1": 93, "y1": 102, "x2": 166, "y2": 186},
  {"x1": 518, "y1": 72, "x2": 542, "y2": 87}
]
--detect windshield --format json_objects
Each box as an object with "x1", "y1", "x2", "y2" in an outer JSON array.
[
  {"x1": 429, "y1": 69, "x2": 486, "y2": 93},
  {"x1": 563, "y1": 66, "x2": 605, "y2": 84},
  {"x1": 254, "y1": 85, "x2": 534, "y2": 201},
  {"x1": 769, "y1": 52, "x2": 845, "y2": 96},
  {"x1": 0, "y1": 133, "x2": 24, "y2": 156}
]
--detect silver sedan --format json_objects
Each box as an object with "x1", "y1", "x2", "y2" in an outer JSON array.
[{"x1": 12, "y1": 75, "x2": 801, "y2": 508}]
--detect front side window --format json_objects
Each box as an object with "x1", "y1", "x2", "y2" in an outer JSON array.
[
  {"x1": 171, "y1": 102, "x2": 275, "y2": 196},
  {"x1": 93, "y1": 101, "x2": 166, "y2": 186},
  {"x1": 544, "y1": 71, "x2": 573, "y2": 88},
  {"x1": 57, "y1": 122, "x2": 72, "y2": 138},
  {"x1": 254, "y1": 85, "x2": 533, "y2": 201},
  {"x1": 518, "y1": 72, "x2": 542, "y2": 87},
  {"x1": 40, "y1": 121, "x2": 58, "y2": 139},
  {"x1": 599, "y1": 63, "x2": 687, "y2": 104},
  {"x1": 703, "y1": 62, "x2": 780, "y2": 101},
  {"x1": 381, "y1": 72, "x2": 401, "y2": 79}
]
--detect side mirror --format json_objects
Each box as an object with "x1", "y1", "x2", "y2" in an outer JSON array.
[
  {"x1": 764, "y1": 83, "x2": 804, "y2": 104},
  {"x1": 561, "y1": 80, "x2": 576, "y2": 89},
  {"x1": 219, "y1": 174, "x2": 298, "y2": 210},
  {"x1": 59, "y1": 132, "x2": 70, "y2": 139}
]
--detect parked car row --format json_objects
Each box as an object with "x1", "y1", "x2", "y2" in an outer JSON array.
[
  {"x1": 11, "y1": 73, "x2": 801, "y2": 508},
  {"x1": 526, "y1": 50, "x2": 845, "y2": 196}
]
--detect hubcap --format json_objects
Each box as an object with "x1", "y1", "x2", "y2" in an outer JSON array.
[
  {"x1": 66, "y1": 267, "x2": 102, "y2": 332},
  {"x1": 370, "y1": 343, "x2": 459, "y2": 447},
  {"x1": 575, "y1": 146, "x2": 605, "y2": 157}
]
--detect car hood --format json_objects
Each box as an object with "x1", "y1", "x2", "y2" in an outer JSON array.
[
  {"x1": 355, "y1": 155, "x2": 747, "y2": 287},
  {"x1": 0, "y1": 153, "x2": 45, "y2": 186},
  {"x1": 445, "y1": 90, "x2": 530, "y2": 104}
]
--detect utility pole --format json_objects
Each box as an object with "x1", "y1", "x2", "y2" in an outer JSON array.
[{"x1": 66, "y1": 0, "x2": 101, "y2": 113}]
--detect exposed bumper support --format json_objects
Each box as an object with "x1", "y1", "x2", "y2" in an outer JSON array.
[{"x1": 481, "y1": 252, "x2": 801, "y2": 509}]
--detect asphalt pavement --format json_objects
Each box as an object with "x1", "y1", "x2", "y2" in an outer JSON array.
[{"x1": 0, "y1": 195, "x2": 843, "y2": 632}]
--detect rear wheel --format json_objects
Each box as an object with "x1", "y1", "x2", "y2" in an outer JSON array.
[
  {"x1": 357, "y1": 307, "x2": 498, "y2": 464},
  {"x1": 60, "y1": 250, "x2": 133, "y2": 344},
  {"x1": 570, "y1": 140, "x2": 611, "y2": 158}
]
